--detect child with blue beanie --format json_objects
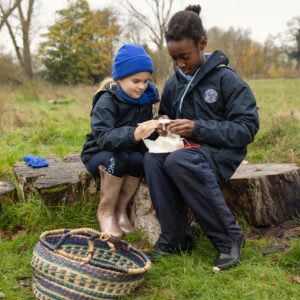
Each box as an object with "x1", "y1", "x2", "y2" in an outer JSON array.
[{"x1": 81, "y1": 44, "x2": 159, "y2": 239}]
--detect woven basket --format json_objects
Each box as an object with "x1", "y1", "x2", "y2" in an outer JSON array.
[{"x1": 31, "y1": 228, "x2": 151, "y2": 300}]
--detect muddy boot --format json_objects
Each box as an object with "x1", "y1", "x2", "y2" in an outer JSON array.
[
  {"x1": 97, "y1": 166, "x2": 124, "y2": 239},
  {"x1": 115, "y1": 175, "x2": 140, "y2": 235}
]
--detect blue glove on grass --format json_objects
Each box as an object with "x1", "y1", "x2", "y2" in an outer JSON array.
[{"x1": 23, "y1": 155, "x2": 48, "y2": 168}]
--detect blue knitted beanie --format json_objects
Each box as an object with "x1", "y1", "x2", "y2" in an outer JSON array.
[{"x1": 112, "y1": 44, "x2": 153, "y2": 80}]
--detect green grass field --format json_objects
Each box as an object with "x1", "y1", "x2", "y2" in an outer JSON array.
[{"x1": 0, "y1": 79, "x2": 300, "y2": 299}]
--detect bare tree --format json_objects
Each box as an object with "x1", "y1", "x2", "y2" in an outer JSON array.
[
  {"x1": 0, "y1": 0, "x2": 21, "y2": 31},
  {"x1": 124, "y1": 0, "x2": 174, "y2": 83},
  {"x1": 286, "y1": 16, "x2": 300, "y2": 69},
  {"x1": 0, "y1": 0, "x2": 35, "y2": 79},
  {"x1": 125, "y1": 0, "x2": 174, "y2": 50},
  {"x1": 122, "y1": 20, "x2": 142, "y2": 45}
]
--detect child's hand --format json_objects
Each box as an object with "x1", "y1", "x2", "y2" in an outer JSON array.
[
  {"x1": 168, "y1": 119, "x2": 195, "y2": 136},
  {"x1": 157, "y1": 115, "x2": 170, "y2": 136},
  {"x1": 134, "y1": 120, "x2": 159, "y2": 141}
]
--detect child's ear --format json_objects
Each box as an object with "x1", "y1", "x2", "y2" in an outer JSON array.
[{"x1": 198, "y1": 36, "x2": 207, "y2": 50}]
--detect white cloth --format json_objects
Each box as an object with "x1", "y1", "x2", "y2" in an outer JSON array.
[{"x1": 143, "y1": 133, "x2": 184, "y2": 153}]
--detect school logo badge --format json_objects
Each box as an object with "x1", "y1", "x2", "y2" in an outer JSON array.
[{"x1": 204, "y1": 89, "x2": 218, "y2": 103}]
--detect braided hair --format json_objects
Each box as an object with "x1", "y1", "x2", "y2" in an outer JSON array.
[{"x1": 165, "y1": 5, "x2": 206, "y2": 45}]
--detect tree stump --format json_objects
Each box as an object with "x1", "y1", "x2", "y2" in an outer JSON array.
[
  {"x1": 222, "y1": 163, "x2": 300, "y2": 227},
  {"x1": 130, "y1": 179, "x2": 162, "y2": 246},
  {"x1": 0, "y1": 180, "x2": 17, "y2": 209},
  {"x1": 131, "y1": 163, "x2": 300, "y2": 245},
  {"x1": 13, "y1": 153, "x2": 96, "y2": 205}
]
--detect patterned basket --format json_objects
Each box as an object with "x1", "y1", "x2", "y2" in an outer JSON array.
[{"x1": 31, "y1": 228, "x2": 151, "y2": 299}]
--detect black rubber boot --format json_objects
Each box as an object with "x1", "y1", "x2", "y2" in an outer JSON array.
[{"x1": 214, "y1": 238, "x2": 245, "y2": 270}]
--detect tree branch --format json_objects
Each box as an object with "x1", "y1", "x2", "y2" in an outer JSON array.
[
  {"x1": 0, "y1": 3, "x2": 24, "y2": 67},
  {"x1": 125, "y1": 0, "x2": 161, "y2": 45},
  {"x1": 0, "y1": 0, "x2": 22, "y2": 31}
]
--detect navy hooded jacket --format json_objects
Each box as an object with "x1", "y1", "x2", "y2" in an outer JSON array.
[
  {"x1": 159, "y1": 50, "x2": 259, "y2": 184},
  {"x1": 81, "y1": 83, "x2": 159, "y2": 164}
]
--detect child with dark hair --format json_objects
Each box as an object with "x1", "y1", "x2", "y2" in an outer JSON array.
[
  {"x1": 144, "y1": 5, "x2": 259, "y2": 270},
  {"x1": 81, "y1": 44, "x2": 159, "y2": 239}
]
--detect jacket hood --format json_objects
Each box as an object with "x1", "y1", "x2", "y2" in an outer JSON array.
[
  {"x1": 91, "y1": 81, "x2": 159, "y2": 116},
  {"x1": 105, "y1": 82, "x2": 159, "y2": 105}
]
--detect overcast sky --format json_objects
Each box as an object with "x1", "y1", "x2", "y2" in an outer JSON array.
[{"x1": 1, "y1": 0, "x2": 300, "y2": 53}]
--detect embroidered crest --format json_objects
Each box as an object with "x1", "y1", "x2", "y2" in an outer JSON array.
[{"x1": 204, "y1": 89, "x2": 218, "y2": 103}]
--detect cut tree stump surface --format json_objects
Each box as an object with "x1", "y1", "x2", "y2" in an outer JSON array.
[
  {"x1": 13, "y1": 153, "x2": 96, "y2": 205},
  {"x1": 230, "y1": 163, "x2": 299, "y2": 178}
]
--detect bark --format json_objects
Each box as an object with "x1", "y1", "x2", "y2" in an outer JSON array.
[
  {"x1": 131, "y1": 163, "x2": 300, "y2": 245},
  {"x1": 17, "y1": 0, "x2": 34, "y2": 79},
  {"x1": 0, "y1": 180, "x2": 17, "y2": 208},
  {"x1": 0, "y1": 0, "x2": 34, "y2": 79},
  {"x1": 222, "y1": 163, "x2": 300, "y2": 226},
  {"x1": 1, "y1": 14, "x2": 24, "y2": 68}
]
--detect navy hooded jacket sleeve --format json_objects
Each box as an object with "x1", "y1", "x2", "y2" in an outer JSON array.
[
  {"x1": 90, "y1": 94, "x2": 138, "y2": 152},
  {"x1": 191, "y1": 70, "x2": 259, "y2": 148}
]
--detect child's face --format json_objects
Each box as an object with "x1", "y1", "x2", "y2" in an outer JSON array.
[
  {"x1": 118, "y1": 72, "x2": 151, "y2": 99},
  {"x1": 167, "y1": 37, "x2": 207, "y2": 76}
]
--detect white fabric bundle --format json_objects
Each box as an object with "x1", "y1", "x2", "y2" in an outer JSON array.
[{"x1": 143, "y1": 133, "x2": 184, "y2": 153}]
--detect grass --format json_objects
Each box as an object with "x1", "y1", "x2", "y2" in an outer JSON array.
[
  {"x1": 0, "y1": 79, "x2": 300, "y2": 299},
  {"x1": 246, "y1": 79, "x2": 300, "y2": 165}
]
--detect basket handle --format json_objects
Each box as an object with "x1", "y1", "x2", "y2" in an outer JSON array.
[
  {"x1": 39, "y1": 228, "x2": 151, "y2": 274},
  {"x1": 39, "y1": 228, "x2": 125, "y2": 263}
]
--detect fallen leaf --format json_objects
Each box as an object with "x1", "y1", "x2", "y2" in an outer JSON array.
[{"x1": 286, "y1": 274, "x2": 300, "y2": 284}]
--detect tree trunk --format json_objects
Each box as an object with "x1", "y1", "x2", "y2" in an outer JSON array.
[
  {"x1": 131, "y1": 163, "x2": 300, "y2": 245},
  {"x1": 222, "y1": 163, "x2": 300, "y2": 226},
  {"x1": 0, "y1": 180, "x2": 17, "y2": 209},
  {"x1": 18, "y1": 0, "x2": 34, "y2": 79}
]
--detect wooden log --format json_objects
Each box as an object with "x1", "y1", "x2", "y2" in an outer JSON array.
[
  {"x1": 130, "y1": 179, "x2": 162, "y2": 246},
  {"x1": 222, "y1": 163, "x2": 300, "y2": 226},
  {"x1": 0, "y1": 180, "x2": 17, "y2": 208},
  {"x1": 12, "y1": 153, "x2": 300, "y2": 244},
  {"x1": 13, "y1": 153, "x2": 96, "y2": 205},
  {"x1": 131, "y1": 163, "x2": 300, "y2": 245}
]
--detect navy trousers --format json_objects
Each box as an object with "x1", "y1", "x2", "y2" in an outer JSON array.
[
  {"x1": 143, "y1": 148, "x2": 243, "y2": 254},
  {"x1": 84, "y1": 151, "x2": 144, "y2": 178}
]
